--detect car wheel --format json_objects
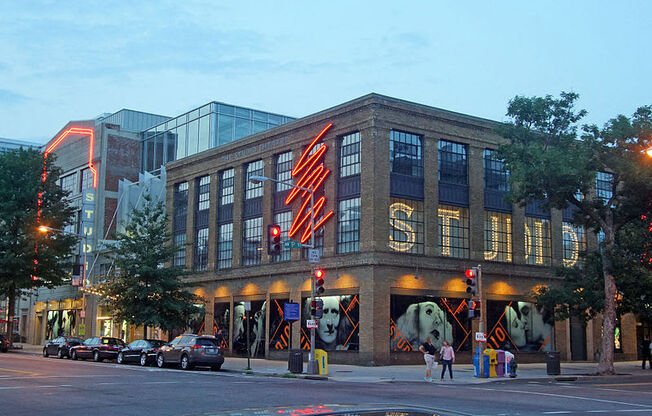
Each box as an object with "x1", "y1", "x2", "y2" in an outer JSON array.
[
  {"x1": 211, "y1": 363, "x2": 222, "y2": 371},
  {"x1": 117, "y1": 352, "x2": 124, "y2": 364},
  {"x1": 93, "y1": 350, "x2": 101, "y2": 362},
  {"x1": 71, "y1": 350, "x2": 77, "y2": 360},
  {"x1": 140, "y1": 353, "x2": 148, "y2": 367},
  {"x1": 156, "y1": 354, "x2": 165, "y2": 368},
  {"x1": 57, "y1": 349, "x2": 64, "y2": 359},
  {"x1": 43, "y1": 348, "x2": 49, "y2": 357},
  {"x1": 180, "y1": 354, "x2": 193, "y2": 370}
]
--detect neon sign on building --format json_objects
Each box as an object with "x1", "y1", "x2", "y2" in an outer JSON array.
[{"x1": 284, "y1": 123, "x2": 335, "y2": 243}]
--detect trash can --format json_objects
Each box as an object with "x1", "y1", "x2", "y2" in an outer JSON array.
[
  {"x1": 288, "y1": 349, "x2": 303, "y2": 374},
  {"x1": 546, "y1": 351, "x2": 561, "y2": 375},
  {"x1": 473, "y1": 353, "x2": 480, "y2": 377}
]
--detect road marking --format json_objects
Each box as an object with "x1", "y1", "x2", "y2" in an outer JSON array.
[
  {"x1": 0, "y1": 386, "x2": 23, "y2": 390},
  {"x1": 593, "y1": 382, "x2": 652, "y2": 387},
  {"x1": 542, "y1": 412, "x2": 571, "y2": 414},
  {"x1": 142, "y1": 381, "x2": 180, "y2": 384},
  {"x1": 0, "y1": 367, "x2": 40, "y2": 375},
  {"x1": 470, "y1": 387, "x2": 652, "y2": 409}
]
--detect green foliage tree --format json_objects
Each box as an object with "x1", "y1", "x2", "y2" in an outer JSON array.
[
  {"x1": 496, "y1": 92, "x2": 652, "y2": 375},
  {"x1": 101, "y1": 194, "x2": 203, "y2": 338},
  {"x1": 0, "y1": 148, "x2": 77, "y2": 346}
]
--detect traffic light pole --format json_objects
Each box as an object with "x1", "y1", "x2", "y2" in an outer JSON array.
[
  {"x1": 476, "y1": 264, "x2": 486, "y2": 378},
  {"x1": 307, "y1": 191, "x2": 320, "y2": 375}
]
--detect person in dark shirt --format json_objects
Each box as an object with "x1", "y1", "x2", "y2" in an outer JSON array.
[{"x1": 418, "y1": 336, "x2": 438, "y2": 382}]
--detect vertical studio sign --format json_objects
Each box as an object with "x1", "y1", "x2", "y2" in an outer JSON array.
[{"x1": 285, "y1": 123, "x2": 335, "y2": 243}]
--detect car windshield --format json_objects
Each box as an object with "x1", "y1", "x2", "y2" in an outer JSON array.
[
  {"x1": 102, "y1": 338, "x2": 125, "y2": 346},
  {"x1": 148, "y1": 340, "x2": 164, "y2": 347}
]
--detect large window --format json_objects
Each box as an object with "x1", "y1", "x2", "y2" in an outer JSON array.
[
  {"x1": 275, "y1": 152, "x2": 293, "y2": 191},
  {"x1": 390, "y1": 130, "x2": 423, "y2": 177},
  {"x1": 596, "y1": 171, "x2": 614, "y2": 204},
  {"x1": 219, "y1": 168, "x2": 234, "y2": 206},
  {"x1": 483, "y1": 150, "x2": 510, "y2": 191},
  {"x1": 196, "y1": 176, "x2": 210, "y2": 211},
  {"x1": 174, "y1": 233, "x2": 186, "y2": 267},
  {"x1": 484, "y1": 212, "x2": 512, "y2": 262},
  {"x1": 438, "y1": 140, "x2": 468, "y2": 185},
  {"x1": 337, "y1": 197, "x2": 361, "y2": 253},
  {"x1": 524, "y1": 217, "x2": 552, "y2": 266},
  {"x1": 272, "y1": 211, "x2": 292, "y2": 262},
  {"x1": 216, "y1": 223, "x2": 233, "y2": 269},
  {"x1": 438, "y1": 205, "x2": 469, "y2": 258},
  {"x1": 245, "y1": 160, "x2": 264, "y2": 199},
  {"x1": 60, "y1": 173, "x2": 77, "y2": 194},
  {"x1": 340, "y1": 132, "x2": 361, "y2": 178},
  {"x1": 562, "y1": 222, "x2": 586, "y2": 268},
  {"x1": 80, "y1": 168, "x2": 93, "y2": 191},
  {"x1": 389, "y1": 198, "x2": 424, "y2": 254},
  {"x1": 241, "y1": 217, "x2": 262, "y2": 266},
  {"x1": 194, "y1": 228, "x2": 209, "y2": 271}
]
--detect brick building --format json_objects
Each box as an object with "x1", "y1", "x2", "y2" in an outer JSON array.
[{"x1": 166, "y1": 93, "x2": 640, "y2": 365}]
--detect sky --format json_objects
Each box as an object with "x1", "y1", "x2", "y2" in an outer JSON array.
[{"x1": 1, "y1": 1, "x2": 651, "y2": 144}]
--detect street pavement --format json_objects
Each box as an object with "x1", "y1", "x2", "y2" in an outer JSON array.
[
  {"x1": 2, "y1": 346, "x2": 652, "y2": 416},
  {"x1": 9, "y1": 343, "x2": 652, "y2": 384}
]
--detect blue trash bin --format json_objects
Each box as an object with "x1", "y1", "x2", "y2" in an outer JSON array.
[
  {"x1": 473, "y1": 354, "x2": 480, "y2": 377},
  {"x1": 482, "y1": 355, "x2": 490, "y2": 377}
]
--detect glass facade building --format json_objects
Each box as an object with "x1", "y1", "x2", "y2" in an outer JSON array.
[{"x1": 141, "y1": 102, "x2": 295, "y2": 172}]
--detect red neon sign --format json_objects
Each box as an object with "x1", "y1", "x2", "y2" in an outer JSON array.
[
  {"x1": 44, "y1": 127, "x2": 98, "y2": 188},
  {"x1": 284, "y1": 123, "x2": 335, "y2": 243}
]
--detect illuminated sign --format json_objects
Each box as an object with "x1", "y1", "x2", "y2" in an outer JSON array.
[
  {"x1": 44, "y1": 127, "x2": 98, "y2": 188},
  {"x1": 389, "y1": 202, "x2": 416, "y2": 252},
  {"x1": 284, "y1": 123, "x2": 334, "y2": 243},
  {"x1": 524, "y1": 219, "x2": 550, "y2": 265},
  {"x1": 562, "y1": 224, "x2": 580, "y2": 267},
  {"x1": 484, "y1": 214, "x2": 512, "y2": 262},
  {"x1": 438, "y1": 207, "x2": 462, "y2": 256}
]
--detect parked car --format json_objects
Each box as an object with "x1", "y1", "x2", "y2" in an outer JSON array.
[
  {"x1": 0, "y1": 334, "x2": 8, "y2": 353},
  {"x1": 117, "y1": 339, "x2": 165, "y2": 366},
  {"x1": 42, "y1": 336, "x2": 83, "y2": 359},
  {"x1": 70, "y1": 336, "x2": 125, "y2": 362},
  {"x1": 156, "y1": 334, "x2": 224, "y2": 370}
]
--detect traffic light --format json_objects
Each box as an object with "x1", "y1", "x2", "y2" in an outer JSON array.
[
  {"x1": 314, "y1": 269, "x2": 325, "y2": 295},
  {"x1": 311, "y1": 299, "x2": 324, "y2": 319},
  {"x1": 465, "y1": 267, "x2": 478, "y2": 296},
  {"x1": 267, "y1": 224, "x2": 281, "y2": 255},
  {"x1": 468, "y1": 299, "x2": 481, "y2": 319}
]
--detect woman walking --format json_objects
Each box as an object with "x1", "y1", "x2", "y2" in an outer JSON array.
[{"x1": 440, "y1": 340, "x2": 455, "y2": 381}]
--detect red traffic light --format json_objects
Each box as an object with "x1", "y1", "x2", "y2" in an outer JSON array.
[
  {"x1": 271, "y1": 226, "x2": 280, "y2": 237},
  {"x1": 314, "y1": 269, "x2": 325, "y2": 295},
  {"x1": 465, "y1": 269, "x2": 476, "y2": 278},
  {"x1": 315, "y1": 269, "x2": 324, "y2": 279}
]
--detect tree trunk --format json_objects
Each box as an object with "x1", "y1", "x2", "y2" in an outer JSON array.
[
  {"x1": 598, "y1": 242, "x2": 617, "y2": 375},
  {"x1": 143, "y1": 325, "x2": 148, "y2": 339},
  {"x1": 5, "y1": 292, "x2": 16, "y2": 349}
]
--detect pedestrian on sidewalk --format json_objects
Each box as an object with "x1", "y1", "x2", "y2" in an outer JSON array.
[
  {"x1": 419, "y1": 336, "x2": 438, "y2": 382},
  {"x1": 641, "y1": 339, "x2": 651, "y2": 369},
  {"x1": 439, "y1": 340, "x2": 455, "y2": 381}
]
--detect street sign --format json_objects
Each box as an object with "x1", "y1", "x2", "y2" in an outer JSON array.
[
  {"x1": 475, "y1": 332, "x2": 487, "y2": 342},
  {"x1": 284, "y1": 302, "x2": 300, "y2": 321},
  {"x1": 243, "y1": 301, "x2": 251, "y2": 311},
  {"x1": 306, "y1": 319, "x2": 318, "y2": 329},
  {"x1": 308, "y1": 249, "x2": 320, "y2": 263},
  {"x1": 283, "y1": 240, "x2": 302, "y2": 249}
]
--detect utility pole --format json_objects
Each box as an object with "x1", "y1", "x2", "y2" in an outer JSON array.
[{"x1": 477, "y1": 264, "x2": 485, "y2": 378}]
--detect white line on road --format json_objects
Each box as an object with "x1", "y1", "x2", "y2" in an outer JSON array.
[
  {"x1": 542, "y1": 412, "x2": 571, "y2": 414},
  {"x1": 470, "y1": 387, "x2": 652, "y2": 409}
]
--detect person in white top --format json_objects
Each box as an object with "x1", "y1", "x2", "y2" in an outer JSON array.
[{"x1": 439, "y1": 340, "x2": 455, "y2": 381}]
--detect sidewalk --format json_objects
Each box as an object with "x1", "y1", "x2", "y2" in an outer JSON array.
[{"x1": 10, "y1": 343, "x2": 651, "y2": 384}]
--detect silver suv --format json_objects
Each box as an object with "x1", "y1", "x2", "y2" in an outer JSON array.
[{"x1": 156, "y1": 334, "x2": 224, "y2": 371}]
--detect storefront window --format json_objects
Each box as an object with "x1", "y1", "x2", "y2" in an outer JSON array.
[
  {"x1": 269, "y1": 298, "x2": 291, "y2": 351},
  {"x1": 302, "y1": 295, "x2": 359, "y2": 351},
  {"x1": 486, "y1": 300, "x2": 555, "y2": 352},
  {"x1": 232, "y1": 300, "x2": 266, "y2": 358},
  {"x1": 390, "y1": 295, "x2": 472, "y2": 352}
]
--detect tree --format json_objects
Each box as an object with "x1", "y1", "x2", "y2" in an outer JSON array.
[
  {"x1": 101, "y1": 194, "x2": 202, "y2": 338},
  {"x1": 0, "y1": 148, "x2": 77, "y2": 346},
  {"x1": 496, "y1": 92, "x2": 652, "y2": 375}
]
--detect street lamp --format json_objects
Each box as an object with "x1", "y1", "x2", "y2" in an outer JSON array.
[
  {"x1": 248, "y1": 174, "x2": 320, "y2": 374},
  {"x1": 646, "y1": 146, "x2": 652, "y2": 158}
]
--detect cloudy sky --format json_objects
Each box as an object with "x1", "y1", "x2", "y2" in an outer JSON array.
[{"x1": 2, "y1": 1, "x2": 651, "y2": 143}]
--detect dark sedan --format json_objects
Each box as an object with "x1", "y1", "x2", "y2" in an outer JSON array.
[
  {"x1": 70, "y1": 336, "x2": 125, "y2": 362},
  {"x1": 42, "y1": 336, "x2": 83, "y2": 359},
  {"x1": 0, "y1": 334, "x2": 8, "y2": 353},
  {"x1": 117, "y1": 339, "x2": 165, "y2": 366}
]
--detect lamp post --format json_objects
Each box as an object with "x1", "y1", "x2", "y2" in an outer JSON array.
[
  {"x1": 248, "y1": 174, "x2": 319, "y2": 374},
  {"x1": 646, "y1": 146, "x2": 652, "y2": 158},
  {"x1": 38, "y1": 225, "x2": 89, "y2": 336}
]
